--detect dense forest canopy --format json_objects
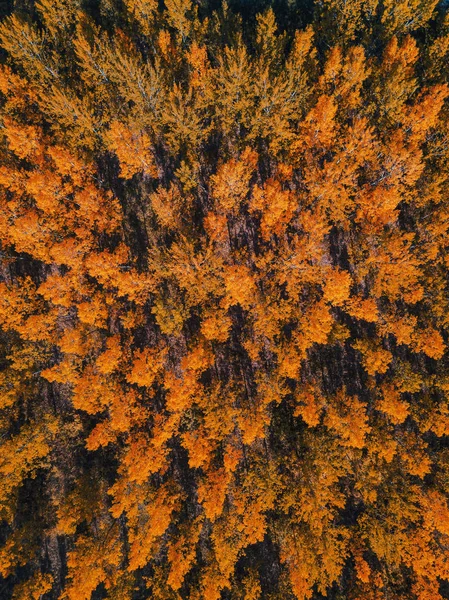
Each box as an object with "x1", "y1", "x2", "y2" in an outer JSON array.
[{"x1": 2, "y1": 0, "x2": 449, "y2": 598}]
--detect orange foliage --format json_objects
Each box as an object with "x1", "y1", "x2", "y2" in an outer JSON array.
[
  {"x1": 211, "y1": 148, "x2": 258, "y2": 213},
  {"x1": 105, "y1": 121, "x2": 158, "y2": 179},
  {"x1": 126, "y1": 347, "x2": 166, "y2": 387},
  {"x1": 250, "y1": 179, "x2": 295, "y2": 240},
  {"x1": 325, "y1": 390, "x2": 371, "y2": 449},
  {"x1": 377, "y1": 383, "x2": 409, "y2": 424},
  {"x1": 1, "y1": 3, "x2": 449, "y2": 599}
]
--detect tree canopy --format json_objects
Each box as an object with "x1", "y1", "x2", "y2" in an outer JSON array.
[{"x1": 1, "y1": 0, "x2": 449, "y2": 599}]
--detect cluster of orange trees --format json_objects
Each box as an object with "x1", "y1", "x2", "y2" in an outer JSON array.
[{"x1": 1, "y1": 0, "x2": 449, "y2": 598}]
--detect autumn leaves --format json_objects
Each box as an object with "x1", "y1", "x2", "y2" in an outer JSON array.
[{"x1": 1, "y1": 0, "x2": 449, "y2": 599}]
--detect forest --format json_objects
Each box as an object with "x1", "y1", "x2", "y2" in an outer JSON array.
[{"x1": 1, "y1": 0, "x2": 449, "y2": 598}]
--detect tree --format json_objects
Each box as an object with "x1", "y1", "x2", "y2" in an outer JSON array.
[{"x1": 1, "y1": 2, "x2": 449, "y2": 599}]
